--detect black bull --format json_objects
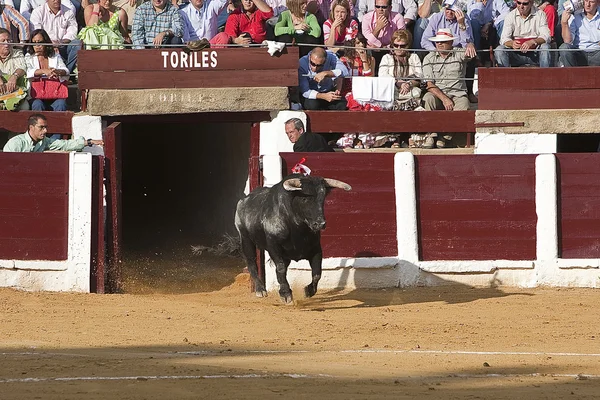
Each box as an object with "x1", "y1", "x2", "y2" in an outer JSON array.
[{"x1": 235, "y1": 174, "x2": 352, "y2": 303}]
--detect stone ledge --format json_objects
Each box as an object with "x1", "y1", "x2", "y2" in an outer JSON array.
[
  {"x1": 87, "y1": 87, "x2": 290, "y2": 116},
  {"x1": 476, "y1": 109, "x2": 600, "y2": 134}
]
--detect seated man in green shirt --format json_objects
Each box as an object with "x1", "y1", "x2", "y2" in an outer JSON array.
[{"x1": 3, "y1": 114, "x2": 104, "y2": 153}]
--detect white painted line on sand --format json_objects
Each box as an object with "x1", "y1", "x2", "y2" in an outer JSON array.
[{"x1": 0, "y1": 372, "x2": 597, "y2": 384}]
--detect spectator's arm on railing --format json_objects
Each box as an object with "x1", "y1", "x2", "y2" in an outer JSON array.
[{"x1": 274, "y1": 12, "x2": 295, "y2": 36}]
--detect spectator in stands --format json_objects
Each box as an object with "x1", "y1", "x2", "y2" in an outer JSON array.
[
  {"x1": 413, "y1": 0, "x2": 443, "y2": 49},
  {"x1": 361, "y1": 0, "x2": 406, "y2": 66},
  {"x1": 285, "y1": 117, "x2": 333, "y2": 152},
  {"x1": 421, "y1": 2, "x2": 475, "y2": 52},
  {"x1": 324, "y1": 0, "x2": 358, "y2": 51},
  {"x1": 358, "y1": 0, "x2": 417, "y2": 28},
  {"x1": 421, "y1": 28, "x2": 472, "y2": 147},
  {"x1": 132, "y1": 0, "x2": 184, "y2": 48},
  {"x1": 0, "y1": 2, "x2": 29, "y2": 43},
  {"x1": 274, "y1": 0, "x2": 321, "y2": 56},
  {"x1": 0, "y1": 27, "x2": 28, "y2": 110},
  {"x1": 20, "y1": 0, "x2": 76, "y2": 21},
  {"x1": 79, "y1": 0, "x2": 131, "y2": 49},
  {"x1": 180, "y1": 0, "x2": 229, "y2": 42},
  {"x1": 83, "y1": 0, "x2": 141, "y2": 28},
  {"x1": 299, "y1": 47, "x2": 348, "y2": 109},
  {"x1": 340, "y1": 32, "x2": 375, "y2": 75},
  {"x1": 494, "y1": 0, "x2": 551, "y2": 67},
  {"x1": 30, "y1": 0, "x2": 80, "y2": 74},
  {"x1": 3, "y1": 114, "x2": 104, "y2": 152},
  {"x1": 306, "y1": 0, "x2": 332, "y2": 24},
  {"x1": 467, "y1": 0, "x2": 511, "y2": 50},
  {"x1": 378, "y1": 28, "x2": 423, "y2": 110},
  {"x1": 25, "y1": 29, "x2": 69, "y2": 111},
  {"x1": 559, "y1": 0, "x2": 600, "y2": 66},
  {"x1": 210, "y1": 0, "x2": 272, "y2": 45}
]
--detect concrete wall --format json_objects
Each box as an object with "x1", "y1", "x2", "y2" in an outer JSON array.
[{"x1": 261, "y1": 152, "x2": 600, "y2": 293}]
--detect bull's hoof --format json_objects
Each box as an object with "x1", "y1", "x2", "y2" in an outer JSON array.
[
  {"x1": 304, "y1": 284, "x2": 317, "y2": 298},
  {"x1": 280, "y1": 293, "x2": 293, "y2": 304},
  {"x1": 255, "y1": 290, "x2": 268, "y2": 298}
]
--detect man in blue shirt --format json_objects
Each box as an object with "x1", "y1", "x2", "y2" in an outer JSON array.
[
  {"x1": 298, "y1": 47, "x2": 349, "y2": 110},
  {"x1": 559, "y1": 0, "x2": 600, "y2": 66}
]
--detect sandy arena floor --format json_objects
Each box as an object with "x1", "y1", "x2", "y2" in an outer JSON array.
[{"x1": 1, "y1": 254, "x2": 600, "y2": 399}]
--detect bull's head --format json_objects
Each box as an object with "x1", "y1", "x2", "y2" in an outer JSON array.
[{"x1": 283, "y1": 176, "x2": 352, "y2": 232}]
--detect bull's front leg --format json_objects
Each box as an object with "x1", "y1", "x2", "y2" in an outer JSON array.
[
  {"x1": 304, "y1": 251, "x2": 322, "y2": 298},
  {"x1": 271, "y1": 254, "x2": 293, "y2": 304}
]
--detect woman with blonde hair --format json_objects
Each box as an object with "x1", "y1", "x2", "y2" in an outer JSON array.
[
  {"x1": 378, "y1": 29, "x2": 422, "y2": 110},
  {"x1": 323, "y1": 0, "x2": 358, "y2": 48},
  {"x1": 275, "y1": 0, "x2": 321, "y2": 56}
]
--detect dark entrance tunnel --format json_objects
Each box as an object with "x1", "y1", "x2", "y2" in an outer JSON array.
[{"x1": 118, "y1": 120, "x2": 251, "y2": 293}]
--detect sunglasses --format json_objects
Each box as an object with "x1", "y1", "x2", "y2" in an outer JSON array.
[
  {"x1": 310, "y1": 60, "x2": 324, "y2": 67},
  {"x1": 393, "y1": 43, "x2": 409, "y2": 48},
  {"x1": 374, "y1": 5, "x2": 389, "y2": 8},
  {"x1": 516, "y1": 1, "x2": 529, "y2": 4}
]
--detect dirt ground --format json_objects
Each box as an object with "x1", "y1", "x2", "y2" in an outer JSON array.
[{"x1": 2, "y1": 253, "x2": 600, "y2": 399}]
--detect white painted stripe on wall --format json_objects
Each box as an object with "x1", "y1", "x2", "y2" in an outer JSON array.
[{"x1": 395, "y1": 152, "x2": 418, "y2": 264}]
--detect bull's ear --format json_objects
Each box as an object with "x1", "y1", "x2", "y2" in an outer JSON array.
[
  {"x1": 283, "y1": 178, "x2": 303, "y2": 191},
  {"x1": 324, "y1": 178, "x2": 352, "y2": 191}
]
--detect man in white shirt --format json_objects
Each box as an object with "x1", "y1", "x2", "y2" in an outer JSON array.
[
  {"x1": 181, "y1": 0, "x2": 229, "y2": 42},
  {"x1": 19, "y1": 0, "x2": 75, "y2": 20},
  {"x1": 30, "y1": 0, "x2": 80, "y2": 74}
]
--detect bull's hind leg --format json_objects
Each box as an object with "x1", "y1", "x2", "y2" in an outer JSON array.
[
  {"x1": 240, "y1": 236, "x2": 267, "y2": 297},
  {"x1": 304, "y1": 252, "x2": 323, "y2": 298}
]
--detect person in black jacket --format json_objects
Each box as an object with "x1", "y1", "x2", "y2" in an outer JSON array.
[{"x1": 284, "y1": 117, "x2": 334, "y2": 152}]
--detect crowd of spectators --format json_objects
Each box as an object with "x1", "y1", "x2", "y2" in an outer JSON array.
[{"x1": 1, "y1": 0, "x2": 600, "y2": 146}]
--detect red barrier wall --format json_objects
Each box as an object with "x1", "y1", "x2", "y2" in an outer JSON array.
[
  {"x1": 557, "y1": 154, "x2": 600, "y2": 259},
  {"x1": 280, "y1": 153, "x2": 397, "y2": 258},
  {"x1": 0, "y1": 153, "x2": 69, "y2": 260},
  {"x1": 415, "y1": 155, "x2": 537, "y2": 261}
]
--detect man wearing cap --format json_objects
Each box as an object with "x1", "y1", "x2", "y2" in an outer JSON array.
[
  {"x1": 421, "y1": 28, "x2": 473, "y2": 147},
  {"x1": 421, "y1": 0, "x2": 475, "y2": 53},
  {"x1": 494, "y1": 0, "x2": 551, "y2": 67},
  {"x1": 559, "y1": 0, "x2": 600, "y2": 66}
]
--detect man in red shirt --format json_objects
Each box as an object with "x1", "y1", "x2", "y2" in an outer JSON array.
[{"x1": 210, "y1": 0, "x2": 273, "y2": 45}]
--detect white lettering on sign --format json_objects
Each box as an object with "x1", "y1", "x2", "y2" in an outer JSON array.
[{"x1": 161, "y1": 50, "x2": 218, "y2": 69}]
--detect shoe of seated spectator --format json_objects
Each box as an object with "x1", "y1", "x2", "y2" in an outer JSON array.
[
  {"x1": 423, "y1": 135, "x2": 435, "y2": 149},
  {"x1": 436, "y1": 139, "x2": 446, "y2": 148}
]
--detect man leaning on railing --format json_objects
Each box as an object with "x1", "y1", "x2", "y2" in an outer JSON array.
[
  {"x1": 298, "y1": 47, "x2": 349, "y2": 110},
  {"x1": 3, "y1": 114, "x2": 103, "y2": 153}
]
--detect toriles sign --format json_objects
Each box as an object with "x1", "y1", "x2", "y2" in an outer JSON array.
[{"x1": 161, "y1": 50, "x2": 218, "y2": 69}]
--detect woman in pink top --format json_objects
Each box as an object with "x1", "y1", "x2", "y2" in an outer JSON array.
[{"x1": 323, "y1": 0, "x2": 358, "y2": 48}]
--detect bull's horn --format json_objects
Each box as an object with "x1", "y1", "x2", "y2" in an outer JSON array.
[
  {"x1": 283, "y1": 178, "x2": 302, "y2": 191},
  {"x1": 324, "y1": 178, "x2": 352, "y2": 191}
]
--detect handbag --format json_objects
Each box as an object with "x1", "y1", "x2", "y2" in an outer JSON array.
[{"x1": 30, "y1": 77, "x2": 68, "y2": 100}]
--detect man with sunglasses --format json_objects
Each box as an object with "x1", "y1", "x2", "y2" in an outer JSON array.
[
  {"x1": 298, "y1": 46, "x2": 349, "y2": 110},
  {"x1": 559, "y1": 0, "x2": 600, "y2": 66},
  {"x1": 494, "y1": 0, "x2": 551, "y2": 67},
  {"x1": 362, "y1": 0, "x2": 406, "y2": 66}
]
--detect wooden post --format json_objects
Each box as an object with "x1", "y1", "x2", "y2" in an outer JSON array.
[
  {"x1": 90, "y1": 155, "x2": 106, "y2": 293},
  {"x1": 103, "y1": 122, "x2": 123, "y2": 293},
  {"x1": 249, "y1": 122, "x2": 266, "y2": 289}
]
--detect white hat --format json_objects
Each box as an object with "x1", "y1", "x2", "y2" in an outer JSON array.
[{"x1": 429, "y1": 28, "x2": 457, "y2": 42}]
